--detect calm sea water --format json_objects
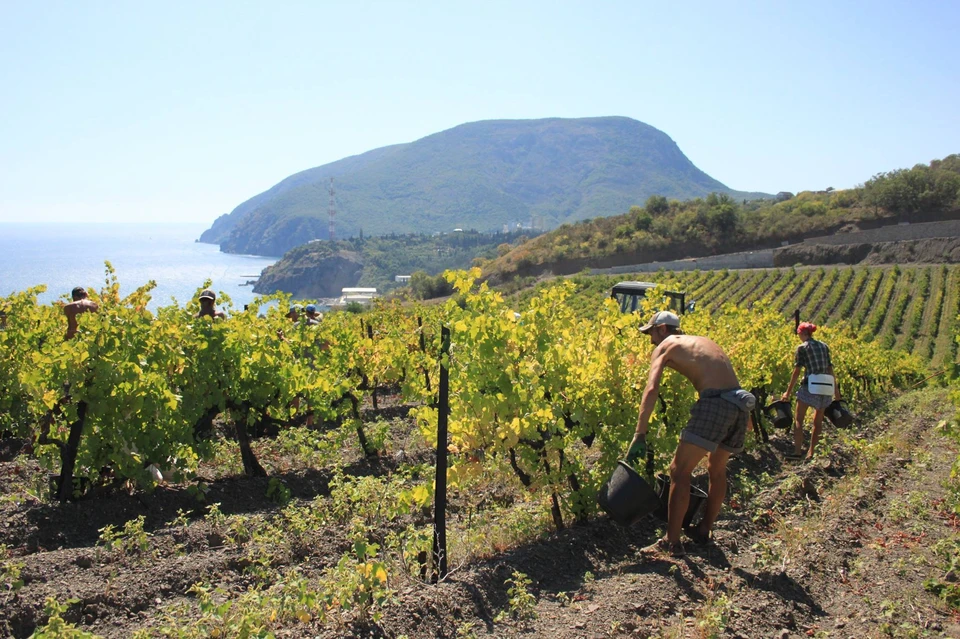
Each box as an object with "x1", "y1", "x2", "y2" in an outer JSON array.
[{"x1": 0, "y1": 223, "x2": 276, "y2": 311}]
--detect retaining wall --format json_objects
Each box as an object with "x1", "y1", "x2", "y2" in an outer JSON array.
[
  {"x1": 591, "y1": 249, "x2": 775, "y2": 275},
  {"x1": 803, "y1": 219, "x2": 960, "y2": 246}
]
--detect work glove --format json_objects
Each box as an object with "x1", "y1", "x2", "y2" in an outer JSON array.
[{"x1": 625, "y1": 434, "x2": 647, "y2": 468}]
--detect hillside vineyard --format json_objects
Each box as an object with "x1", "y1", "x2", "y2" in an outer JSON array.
[
  {"x1": 1, "y1": 267, "x2": 925, "y2": 501},
  {"x1": 520, "y1": 265, "x2": 960, "y2": 369},
  {"x1": 0, "y1": 265, "x2": 953, "y2": 636}
]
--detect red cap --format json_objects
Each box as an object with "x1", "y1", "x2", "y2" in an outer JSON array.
[{"x1": 797, "y1": 322, "x2": 817, "y2": 335}]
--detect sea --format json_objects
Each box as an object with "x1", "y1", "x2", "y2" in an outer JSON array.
[{"x1": 0, "y1": 223, "x2": 277, "y2": 311}]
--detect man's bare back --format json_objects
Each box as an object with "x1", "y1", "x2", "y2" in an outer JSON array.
[
  {"x1": 653, "y1": 334, "x2": 740, "y2": 392},
  {"x1": 63, "y1": 290, "x2": 99, "y2": 339},
  {"x1": 634, "y1": 329, "x2": 741, "y2": 439}
]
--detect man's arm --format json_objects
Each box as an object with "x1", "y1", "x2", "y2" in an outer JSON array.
[
  {"x1": 625, "y1": 342, "x2": 670, "y2": 465},
  {"x1": 635, "y1": 343, "x2": 670, "y2": 437},
  {"x1": 64, "y1": 303, "x2": 79, "y2": 338}
]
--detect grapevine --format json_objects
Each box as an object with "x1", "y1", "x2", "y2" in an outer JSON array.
[
  {"x1": 864, "y1": 266, "x2": 901, "y2": 341},
  {"x1": 812, "y1": 267, "x2": 854, "y2": 325},
  {"x1": 851, "y1": 268, "x2": 886, "y2": 330},
  {"x1": 899, "y1": 266, "x2": 930, "y2": 352},
  {"x1": 0, "y1": 266, "x2": 928, "y2": 527},
  {"x1": 833, "y1": 267, "x2": 870, "y2": 322},
  {"x1": 803, "y1": 267, "x2": 841, "y2": 322},
  {"x1": 878, "y1": 268, "x2": 914, "y2": 349},
  {"x1": 769, "y1": 268, "x2": 804, "y2": 312}
]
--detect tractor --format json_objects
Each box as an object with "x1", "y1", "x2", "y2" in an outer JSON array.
[{"x1": 610, "y1": 281, "x2": 693, "y2": 315}]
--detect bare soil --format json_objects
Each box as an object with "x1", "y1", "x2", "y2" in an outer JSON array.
[{"x1": 1, "y1": 390, "x2": 959, "y2": 638}]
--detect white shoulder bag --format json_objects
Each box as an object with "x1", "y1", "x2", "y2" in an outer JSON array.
[{"x1": 808, "y1": 373, "x2": 835, "y2": 396}]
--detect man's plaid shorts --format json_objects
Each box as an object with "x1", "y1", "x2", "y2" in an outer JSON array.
[{"x1": 680, "y1": 389, "x2": 748, "y2": 454}]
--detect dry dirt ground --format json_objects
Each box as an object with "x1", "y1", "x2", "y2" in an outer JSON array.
[{"x1": 1, "y1": 389, "x2": 959, "y2": 638}]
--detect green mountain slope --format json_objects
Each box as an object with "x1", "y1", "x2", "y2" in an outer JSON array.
[
  {"x1": 481, "y1": 154, "x2": 960, "y2": 283},
  {"x1": 200, "y1": 116, "x2": 768, "y2": 256}
]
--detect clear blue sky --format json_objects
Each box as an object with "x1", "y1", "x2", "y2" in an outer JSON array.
[{"x1": 1, "y1": 1, "x2": 957, "y2": 224}]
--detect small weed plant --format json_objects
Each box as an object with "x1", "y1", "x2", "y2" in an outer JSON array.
[
  {"x1": 146, "y1": 572, "x2": 325, "y2": 638},
  {"x1": 751, "y1": 538, "x2": 785, "y2": 572},
  {"x1": 494, "y1": 570, "x2": 537, "y2": 623},
  {"x1": 695, "y1": 593, "x2": 733, "y2": 638},
  {"x1": 366, "y1": 418, "x2": 393, "y2": 454},
  {"x1": 167, "y1": 508, "x2": 191, "y2": 529},
  {"x1": 271, "y1": 426, "x2": 340, "y2": 469},
  {"x1": 319, "y1": 539, "x2": 394, "y2": 625},
  {"x1": 329, "y1": 472, "x2": 406, "y2": 527},
  {"x1": 97, "y1": 515, "x2": 151, "y2": 557},
  {"x1": 29, "y1": 597, "x2": 97, "y2": 639},
  {"x1": 186, "y1": 480, "x2": 210, "y2": 503},
  {"x1": 207, "y1": 440, "x2": 244, "y2": 477},
  {"x1": 384, "y1": 524, "x2": 432, "y2": 579},
  {"x1": 924, "y1": 535, "x2": 960, "y2": 610},
  {"x1": 0, "y1": 544, "x2": 24, "y2": 592},
  {"x1": 266, "y1": 477, "x2": 291, "y2": 505},
  {"x1": 204, "y1": 502, "x2": 228, "y2": 527}
]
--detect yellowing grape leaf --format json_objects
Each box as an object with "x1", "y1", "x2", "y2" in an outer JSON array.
[{"x1": 411, "y1": 484, "x2": 431, "y2": 506}]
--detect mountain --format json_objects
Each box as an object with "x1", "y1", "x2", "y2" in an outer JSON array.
[{"x1": 200, "y1": 116, "x2": 770, "y2": 256}]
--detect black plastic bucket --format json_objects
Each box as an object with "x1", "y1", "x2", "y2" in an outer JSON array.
[
  {"x1": 653, "y1": 474, "x2": 708, "y2": 528},
  {"x1": 765, "y1": 400, "x2": 794, "y2": 430},
  {"x1": 597, "y1": 461, "x2": 662, "y2": 526},
  {"x1": 825, "y1": 399, "x2": 854, "y2": 429}
]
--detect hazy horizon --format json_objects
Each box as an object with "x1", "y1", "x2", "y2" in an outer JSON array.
[{"x1": 0, "y1": 222, "x2": 276, "y2": 309}]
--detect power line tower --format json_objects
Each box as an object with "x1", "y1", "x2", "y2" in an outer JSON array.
[{"x1": 328, "y1": 177, "x2": 336, "y2": 242}]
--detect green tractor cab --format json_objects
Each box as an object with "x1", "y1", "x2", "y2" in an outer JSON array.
[{"x1": 610, "y1": 281, "x2": 691, "y2": 315}]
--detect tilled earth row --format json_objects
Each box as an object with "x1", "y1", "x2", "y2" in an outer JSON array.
[{"x1": 1, "y1": 390, "x2": 959, "y2": 638}]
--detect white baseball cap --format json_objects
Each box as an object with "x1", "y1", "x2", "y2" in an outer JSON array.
[{"x1": 639, "y1": 310, "x2": 681, "y2": 334}]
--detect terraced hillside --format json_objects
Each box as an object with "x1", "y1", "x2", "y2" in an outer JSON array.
[{"x1": 511, "y1": 264, "x2": 960, "y2": 368}]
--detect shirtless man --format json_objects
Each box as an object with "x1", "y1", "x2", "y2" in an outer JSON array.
[
  {"x1": 196, "y1": 289, "x2": 226, "y2": 319},
  {"x1": 627, "y1": 311, "x2": 754, "y2": 557},
  {"x1": 64, "y1": 286, "x2": 99, "y2": 339}
]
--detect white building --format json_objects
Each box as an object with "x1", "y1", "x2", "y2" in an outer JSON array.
[
  {"x1": 395, "y1": 275, "x2": 411, "y2": 283},
  {"x1": 337, "y1": 287, "x2": 378, "y2": 306}
]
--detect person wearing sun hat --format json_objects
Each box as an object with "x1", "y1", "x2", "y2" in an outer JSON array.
[
  {"x1": 304, "y1": 303, "x2": 322, "y2": 326},
  {"x1": 630, "y1": 309, "x2": 755, "y2": 557},
  {"x1": 637, "y1": 310, "x2": 683, "y2": 335},
  {"x1": 196, "y1": 288, "x2": 226, "y2": 319},
  {"x1": 286, "y1": 303, "x2": 303, "y2": 322},
  {"x1": 781, "y1": 322, "x2": 840, "y2": 461}
]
